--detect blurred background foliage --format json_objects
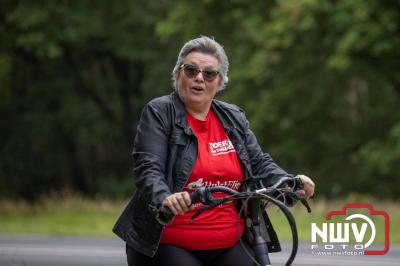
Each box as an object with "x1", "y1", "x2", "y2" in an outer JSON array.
[{"x1": 0, "y1": 0, "x2": 399, "y2": 200}]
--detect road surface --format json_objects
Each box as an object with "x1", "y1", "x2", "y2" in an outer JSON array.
[{"x1": 0, "y1": 234, "x2": 398, "y2": 266}]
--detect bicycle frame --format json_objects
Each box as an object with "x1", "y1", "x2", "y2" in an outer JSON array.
[{"x1": 247, "y1": 197, "x2": 273, "y2": 265}]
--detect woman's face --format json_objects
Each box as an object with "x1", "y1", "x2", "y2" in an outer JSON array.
[{"x1": 176, "y1": 52, "x2": 221, "y2": 111}]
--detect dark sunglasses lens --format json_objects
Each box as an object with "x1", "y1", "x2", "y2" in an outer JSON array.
[
  {"x1": 203, "y1": 70, "x2": 218, "y2": 81},
  {"x1": 184, "y1": 65, "x2": 199, "y2": 78},
  {"x1": 182, "y1": 64, "x2": 218, "y2": 81}
]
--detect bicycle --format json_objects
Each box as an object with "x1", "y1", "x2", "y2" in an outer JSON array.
[{"x1": 157, "y1": 175, "x2": 312, "y2": 266}]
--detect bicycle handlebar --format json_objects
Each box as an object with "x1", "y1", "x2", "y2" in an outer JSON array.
[{"x1": 157, "y1": 175, "x2": 304, "y2": 225}]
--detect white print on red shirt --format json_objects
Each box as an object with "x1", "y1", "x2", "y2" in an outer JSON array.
[
  {"x1": 187, "y1": 178, "x2": 204, "y2": 189},
  {"x1": 186, "y1": 178, "x2": 241, "y2": 191},
  {"x1": 209, "y1": 139, "x2": 235, "y2": 156}
]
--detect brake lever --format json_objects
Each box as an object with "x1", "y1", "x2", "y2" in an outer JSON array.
[
  {"x1": 190, "y1": 198, "x2": 226, "y2": 224},
  {"x1": 189, "y1": 187, "x2": 227, "y2": 223},
  {"x1": 300, "y1": 198, "x2": 312, "y2": 213},
  {"x1": 190, "y1": 204, "x2": 215, "y2": 224},
  {"x1": 285, "y1": 191, "x2": 312, "y2": 213}
]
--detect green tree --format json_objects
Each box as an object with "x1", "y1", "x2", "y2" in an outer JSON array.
[{"x1": 0, "y1": 1, "x2": 175, "y2": 199}]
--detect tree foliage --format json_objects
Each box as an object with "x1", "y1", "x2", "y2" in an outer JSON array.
[{"x1": 1, "y1": 0, "x2": 399, "y2": 199}]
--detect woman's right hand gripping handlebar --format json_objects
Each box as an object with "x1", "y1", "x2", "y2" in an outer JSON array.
[{"x1": 162, "y1": 192, "x2": 195, "y2": 215}]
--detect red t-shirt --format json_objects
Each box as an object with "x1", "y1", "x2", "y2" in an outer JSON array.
[{"x1": 160, "y1": 109, "x2": 245, "y2": 250}]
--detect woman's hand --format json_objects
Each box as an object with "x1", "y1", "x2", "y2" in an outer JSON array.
[
  {"x1": 296, "y1": 175, "x2": 315, "y2": 199},
  {"x1": 162, "y1": 192, "x2": 193, "y2": 215}
]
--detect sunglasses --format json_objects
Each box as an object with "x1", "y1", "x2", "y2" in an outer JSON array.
[{"x1": 180, "y1": 64, "x2": 220, "y2": 82}]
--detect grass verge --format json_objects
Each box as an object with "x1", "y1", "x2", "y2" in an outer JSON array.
[{"x1": 0, "y1": 195, "x2": 125, "y2": 237}]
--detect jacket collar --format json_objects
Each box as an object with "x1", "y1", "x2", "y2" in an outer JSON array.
[{"x1": 171, "y1": 91, "x2": 194, "y2": 136}]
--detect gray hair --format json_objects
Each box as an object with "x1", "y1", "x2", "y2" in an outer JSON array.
[{"x1": 172, "y1": 36, "x2": 229, "y2": 91}]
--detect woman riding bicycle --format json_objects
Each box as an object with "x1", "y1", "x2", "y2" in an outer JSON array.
[{"x1": 113, "y1": 36, "x2": 315, "y2": 266}]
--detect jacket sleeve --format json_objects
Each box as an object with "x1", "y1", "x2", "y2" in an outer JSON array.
[
  {"x1": 240, "y1": 110, "x2": 290, "y2": 186},
  {"x1": 132, "y1": 102, "x2": 171, "y2": 212}
]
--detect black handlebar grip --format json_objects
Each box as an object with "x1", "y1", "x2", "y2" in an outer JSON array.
[{"x1": 157, "y1": 206, "x2": 175, "y2": 225}]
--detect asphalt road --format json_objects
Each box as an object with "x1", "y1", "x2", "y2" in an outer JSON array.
[{"x1": 0, "y1": 234, "x2": 398, "y2": 266}]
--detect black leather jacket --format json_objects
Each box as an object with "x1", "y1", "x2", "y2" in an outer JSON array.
[{"x1": 113, "y1": 91, "x2": 289, "y2": 257}]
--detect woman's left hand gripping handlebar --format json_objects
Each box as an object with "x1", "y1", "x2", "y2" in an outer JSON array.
[{"x1": 295, "y1": 175, "x2": 315, "y2": 199}]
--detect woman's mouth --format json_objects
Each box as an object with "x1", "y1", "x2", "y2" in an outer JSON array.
[{"x1": 191, "y1": 86, "x2": 204, "y2": 92}]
